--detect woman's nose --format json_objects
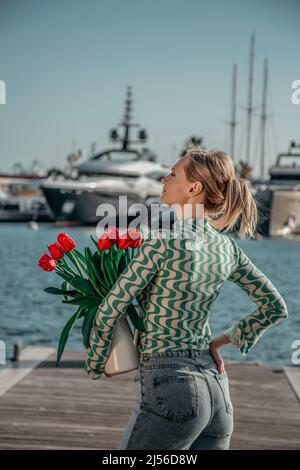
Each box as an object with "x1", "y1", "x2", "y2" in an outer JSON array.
[{"x1": 161, "y1": 176, "x2": 167, "y2": 184}]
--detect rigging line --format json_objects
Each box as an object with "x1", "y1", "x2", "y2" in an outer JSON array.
[
  {"x1": 268, "y1": 71, "x2": 279, "y2": 158},
  {"x1": 265, "y1": 121, "x2": 272, "y2": 174},
  {"x1": 222, "y1": 118, "x2": 229, "y2": 152},
  {"x1": 252, "y1": 119, "x2": 261, "y2": 177},
  {"x1": 237, "y1": 119, "x2": 246, "y2": 163},
  {"x1": 268, "y1": 116, "x2": 277, "y2": 167}
]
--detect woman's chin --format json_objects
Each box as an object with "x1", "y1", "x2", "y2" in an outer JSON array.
[{"x1": 160, "y1": 197, "x2": 171, "y2": 208}]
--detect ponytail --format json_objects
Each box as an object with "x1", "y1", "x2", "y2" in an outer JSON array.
[
  {"x1": 210, "y1": 177, "x2": 258, "y2": 238},
  {"x1": 184, "y1": 148, "x2": 258, "y2": 238}
]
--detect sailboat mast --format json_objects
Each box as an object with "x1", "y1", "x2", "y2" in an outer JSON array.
[
  {"x1": 260, "y1": 58, "x2": 268, "y2": 181},
  {"x1": 229, "y1": 63, "x2": 238, "y2": 162},
  {"x1": 245, "y1": 34, "x2": 255, "y2": 165}
]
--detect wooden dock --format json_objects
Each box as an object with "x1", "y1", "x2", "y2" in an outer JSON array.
[{"x1": 0, "y1": 346, "x2": 299, "y2": 450}]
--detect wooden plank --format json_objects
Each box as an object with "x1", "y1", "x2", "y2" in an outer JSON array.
[
  {"x1": 283, "y1": 366, "x2": 300, "y2": 403},
  {"x1": 0, "y1": 348, "x2": 299, "y2": 450},
  {"x1": 0, "y1": 346, "x2": 55, "y2": 397}
]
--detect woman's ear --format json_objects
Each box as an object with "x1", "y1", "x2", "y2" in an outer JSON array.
[{"x1": 189, "y1": 181, "x2": 203, "y2": 196}]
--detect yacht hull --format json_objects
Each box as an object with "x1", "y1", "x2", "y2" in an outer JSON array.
[
  {"x1": 42, "y1": 186, "x2": 156, "y2": 225},
  {"x1": 0, "y1": 210, "x2": 53, "y2": 222},
  {"x1": 254, "y1": 184, "x2": 300, "y2": 236}
]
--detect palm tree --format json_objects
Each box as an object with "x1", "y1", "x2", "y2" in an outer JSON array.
[
  {"x1": 236, "y1": 160, "x2": 253, "y2": 180},
  {"x1": 30, "y1": 159, "x2": 40, "y2": 174},
  {"x1": 47, "y1": 167, "x2": 65, "y2": 178},
  {"x1": 12, "y1": 162, "x2": 24, "y2": 175},
  {"x1": 67, "y1": 149, "x2": 83, "y2": 167},
  {"x1": 180, "y1": 136, "x2": 205, "y2": 157}
]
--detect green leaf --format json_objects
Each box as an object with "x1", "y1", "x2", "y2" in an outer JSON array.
[
  {"x1": 62, "y1": 281, "x2": 68, "y2": 300},
  {"x1": 101, "y1": 258, "x2": 112, "y2": 286},
  {"x1": 62, "y1": 296, "x2": 98, "y2": 307},
  {"x1": 62, "y1": 281, "x2": 76, "y2": 300},
  {"x1": 118, "y1": 253, "x2": 128, "y2": 274},
  {"x1": 100, "y1": 249, "x2": 104, "y2": 273},
  {"x1": 56, "y1": 307, "x2": 85, "y2": 367},
  {"x1": 73, "y1": 248, "x2": 88, "y2": 266},
  {"x1": 61, "y1": 281, "x2": 71, "y2": 300},
  {"x1": 125, "y1": 248, "x2": 132, "y2": 266},
  {"x1": 102, "y1": 254, "x2": 117, "y2": 287},
  {"x1": 85, "y1": 247, "x2": 109, "y2": 297},
  {"x1": 56, "y1": 271, "x2": 99, "y2": 298},
  {"x1": 84, "y1": 247, "x2": 100, "y2": 292},
  {"x1": 91, "y1": 251, "x2": 111, "y2": 292},
  {"x1": 90, "y1": 235, "x2": 99, "y2": 251},
  {"x1": 82, "y1": 305, "x2": 98, "y2": 349},
  {"x1": 44, "y1": 287, "x2": 78, "y2": 297},
  {"x1": 113, "y1": 249, "x2": 124, "y2": 275},
  {"x1": 57, "y1": 257, "x2": 78, "y2": 277},
  {"x1": 125, "y1": 303, "x2": 146, "y2": 333}
]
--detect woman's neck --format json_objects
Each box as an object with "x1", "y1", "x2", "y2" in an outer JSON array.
[{"x1": 175, "y1": 207, "x2": 209, "y2": 221}]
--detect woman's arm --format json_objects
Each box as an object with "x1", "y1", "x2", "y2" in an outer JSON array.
[
  {"x1": 85, "y1": 235, "x2": 166, "y2": 380},
  {"x1": 219, "y1": 239, "x2": 288, "y2": 357}
]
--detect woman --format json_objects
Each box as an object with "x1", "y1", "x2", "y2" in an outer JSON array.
[{"x1": 85, "y1": 148, "x2": 288, "y2": 450}]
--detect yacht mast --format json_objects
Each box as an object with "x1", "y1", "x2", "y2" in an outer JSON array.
[
  {"x1": 229, "y1": 63, "x2": 238, "y2": 162},
  {"x1": 260, "y1": 58, "x2": 268, "y2": 181},
  {"x1": 121, "y1": 86, "x2": 133, "y2": 150},
  {"x1": 245, "y1": 34, "x2": 255, "y2": 165},
  {"x1": 110, "y1": 86, "x2": 147, "y2": 151}
]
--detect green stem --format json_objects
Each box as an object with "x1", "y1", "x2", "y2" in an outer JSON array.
[
  {"x1": 69, "y1": 250, "x2": 87, "y2": 278},
  {"x1": 57, "y1": 257, "x2": 77, "y2": 277},
  {"x1": 75, "y1": 255, "x2": 89, "y2": 277},
  {"x1": 63, "y1": 251, "x2": 82, "y2": 276}
]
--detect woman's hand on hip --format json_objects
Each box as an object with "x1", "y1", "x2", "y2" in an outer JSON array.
[{"x1": 209, "y1": 334, "x2": 231, "y2": 374}]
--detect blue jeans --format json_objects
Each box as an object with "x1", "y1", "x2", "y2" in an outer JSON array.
[{"x1": 118, "y1": 349, "x2": 234, "y2": 450}]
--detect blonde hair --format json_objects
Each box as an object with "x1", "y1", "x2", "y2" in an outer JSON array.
[{"x1": 184, "y1": 147, "x2": 258, "y2": 238}]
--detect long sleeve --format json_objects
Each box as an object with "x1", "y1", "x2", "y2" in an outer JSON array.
[
  {"x1": 222, "y1": 239, "x2": 288, "y2": 356},
  {"x1": 85, "y1": 235, "x2": 167, "y2": 379}
]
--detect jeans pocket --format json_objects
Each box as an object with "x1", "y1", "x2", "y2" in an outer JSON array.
[
  {"x1": 200, "y1": 360, "x2": 217, "y2": 371},
  {"x1": 214, "y1": 373, "x2": 233, "y2": 415},
  {"x1": 149, "y1": 374, "x2": 199, "y2": 423}
]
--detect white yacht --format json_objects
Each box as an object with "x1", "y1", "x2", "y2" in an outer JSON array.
[
  {"x1": 0, "y1": 176, "x2": 53, "y2": 222},
  {"x1": 253, "y1": 141, "x2": 300, "y2": 237},
  {"x1": 41, "y1": 87, "x2": 172, "y2": 226}
]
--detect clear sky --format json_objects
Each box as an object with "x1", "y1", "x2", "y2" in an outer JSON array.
[{"x1": 0, "y1": 0, "x2": 299, "y2": 177}]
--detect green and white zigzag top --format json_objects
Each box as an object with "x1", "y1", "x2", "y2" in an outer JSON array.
[{"x1": 85, "y1": 217, "x2": 288, "y2": 379}]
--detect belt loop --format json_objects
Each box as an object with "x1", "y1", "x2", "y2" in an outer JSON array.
[{"x1": 188, "y1": 349, "x2": 192, "y2": 358}]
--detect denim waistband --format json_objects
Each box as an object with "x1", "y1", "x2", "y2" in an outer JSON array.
[{"x1": 140, "y1": 348, "x2": 211, "y2": 362}]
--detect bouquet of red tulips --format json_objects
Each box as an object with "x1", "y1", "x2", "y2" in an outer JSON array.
[{"x1": 38, "y1": 226, "x2": 146, "y2": 367}]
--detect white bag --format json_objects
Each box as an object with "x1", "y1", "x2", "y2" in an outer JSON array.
[{"x1": 104, "y1": 315, "x2": 140, "y2": 376}]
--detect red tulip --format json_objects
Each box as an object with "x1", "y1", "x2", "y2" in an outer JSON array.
[
  {"x1": 48, "y1": 242, "x2": 64, "y2": 260},
  {"x1": 128, "y1": 228, "x2": 142, "y2": 248},
  {"x1": 117, "y1": 229, "x2": 142, "y2": 250},
  {"x1": 38, "y1": 254, "x2": 56, "y2": 272},
  {"x1": 97, "y1": 226, "x2": 119, "y2": 251},
  {"x1": 98, "y1": 234, "x2": 113, "y2": 251},
  {"x1": 106, "y1": 226, "x2": 119, "y2": 242},
  {"x1": 57, "y1": 233, "x2": 76, "y2": 253},
  {"x1": 117, "y1": 234, "x2": 132, "y2": 250}
]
